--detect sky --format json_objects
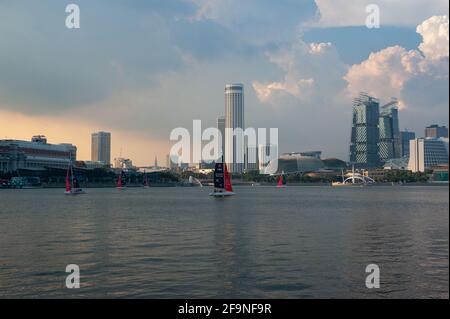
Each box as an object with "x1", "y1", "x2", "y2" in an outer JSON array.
[{"x1": 0, "y1": 0, "x2": 448, "y2": 165}]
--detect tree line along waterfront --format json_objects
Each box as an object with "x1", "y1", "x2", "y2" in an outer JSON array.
[{"x1": 1, "y1": 166, "x2": 437, "y2": 189}]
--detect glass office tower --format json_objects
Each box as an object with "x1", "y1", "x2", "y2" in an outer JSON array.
[
  {"x1": 378, "y1": 99, "x2": 401, "y2": 162},
  {"x1": 349, "y1": 93, "x2": 381, "y2": 168}
]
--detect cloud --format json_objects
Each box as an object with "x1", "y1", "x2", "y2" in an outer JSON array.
[
  {"x1": 314, "y1": 0, "x2": 449, "y2": 27},
  {"x1": 417, "y1": 15, "x2": 449, "y2": 60},
  {"x1": 188, "y1": 0, "x2": 318, "y2": 44},
  {"x1": 252, "y1": 41, "x2": 347, "y2": 105},
  {"x1": 344, "y1": 16, "x2": 449, "y2": 110}
]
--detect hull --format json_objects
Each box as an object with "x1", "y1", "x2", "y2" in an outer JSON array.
[
  {"x1": 65, "y1": 189, "x2": 86, "y2": 195},
  {"x1": 331, "y1": 182, "x2": 371, "y2": 187},
  {"x1": 209, "y1": 191, "x2": 235, "y2": 197}
]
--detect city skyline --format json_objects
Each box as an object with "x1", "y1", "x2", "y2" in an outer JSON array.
[{"x1": 0, "y1": 1, "x2": 448, "y2": 166}]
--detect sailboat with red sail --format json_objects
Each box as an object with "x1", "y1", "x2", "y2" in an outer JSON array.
[
  {"x1": 278, "y1": 172, "x2": 287, "y2": 188},
  {"x1": 209, "y1": 162, "x2": 235, "y2": 197},
  {"x1": 64, "y1": 160, "x2": 85, "y2": 195},
  {"x1": 117, "y1": 170, "x2": 126, "y2": 190}
]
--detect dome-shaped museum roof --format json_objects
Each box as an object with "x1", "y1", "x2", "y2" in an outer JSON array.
[{"x1": 264, "y1": 154, "x2": 325, "y2": 175}]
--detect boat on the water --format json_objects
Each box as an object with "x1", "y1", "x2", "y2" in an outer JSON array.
[
  {"x1": 277, "y1": 172, "x2": 287, "y2": 188},
  {"x1": 143, "y1": 171, "x2": 150, "y2": 189},
  {"x1": 332, "y1": 167, "x2": 375, "y2": 187},
  {"x1": 65, "y1": 160, "x2": 85, "y2": 195},
  {"x1": 117, "y1": 171, "x2": 127, "y2": 190},
  {"x1": 209, "y1": 162, "x2": 235, "y2": 197},
  {"x1": 189, "y1": 176, "x2": 203, "y2": 187}
]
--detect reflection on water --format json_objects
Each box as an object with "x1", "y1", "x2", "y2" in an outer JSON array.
[{"x1": 0, "y1": 186, "x2": 448, "y2": 298}]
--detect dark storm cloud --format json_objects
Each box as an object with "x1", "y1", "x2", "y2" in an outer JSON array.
[{"x1": 0, "y1": 0, "x2": 319, "y2": 114}]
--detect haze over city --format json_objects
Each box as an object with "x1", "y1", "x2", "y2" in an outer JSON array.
[{"x1": 0, "y1": 0, "x2": 448, "y2": 166}]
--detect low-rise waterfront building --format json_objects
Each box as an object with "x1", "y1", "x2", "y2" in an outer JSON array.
[{"x1": 0, "y1": 136, "x2": 76, "y2": 173}]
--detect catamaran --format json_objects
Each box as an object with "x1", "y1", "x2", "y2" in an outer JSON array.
[
  {"x1": 332, "y1": 166, "x2": 376, "y2": 187},
  {"x1": 209, "y1": 162, "x2": 235, "y2": 197},
  {"x1": 65, "y1": 161, "x2": 85, "y2": 195}
]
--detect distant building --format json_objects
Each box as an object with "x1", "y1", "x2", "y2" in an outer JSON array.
[
  {"x1": 82, "y1": 161, "x2": 109, "y2": 169},
  {"x1": 245, "y1": 145, "x2": 259, "y2": 172},
  {"x1": 349, "y1": 93, "x2": 381, "y2": 168},
  {"x1": 225, "y1": 83, "x2": 245, "y2": 173},
  {"x1": 425, "y1": 124, "x2": 448, "y2": 139},
  {"x1": 91, "y1": 132, "x2": 111, "y2": 165},
  {"x1": 322, "y1": 158, "x2": 347, "y2": 170},
  {"x1": 265, "y1": 153, "x2": 324, "y2": 175},
  {"x1": 399, "y1": 131, "x2": 416, "y2": 157},
  {"x1": 0, "y1": 136, "x2": 76, "y2": 172},
  {"x1": 384, "y1": 157, "x2": 409, "y2": 170},
  {"x1": 408, "y1": 138, "x2": 449, "y2": 172},
  {"x1": 289, "y1": 151, "x2": 322, "y2": 159},
  {"x1": 258, "y1": 144, "x2": 278, "y2": 174},
  {"x1": 378, "y1": 99, "x2": 400, "y2": 161},
  {"x1": 114, "y1": 157, "x2": 134, "y2": 170},
  {"x1": 217, "y1": 116, "x2": 226, "y2": 161}
]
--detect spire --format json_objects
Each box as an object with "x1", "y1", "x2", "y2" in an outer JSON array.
[{"x1": 154, "y1": 155, "x2": 158, "y2": 168}]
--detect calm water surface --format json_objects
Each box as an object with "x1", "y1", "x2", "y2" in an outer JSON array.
[{"x1": 0, "y1": 186, "x2": 448, "y2": 298}]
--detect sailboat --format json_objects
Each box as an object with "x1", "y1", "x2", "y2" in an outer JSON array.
[
  {"x1": 143, "y1": 171, "x2": 150, "y2": 189},
  {"x1": 64, "y1": 160, "x2": 85, "y2": 195},
  {"x1": 117, "y1": 170, "x2": 127, "y2": 190},
  {"x1": 277, "y1": 172, "x2": 287, "y2": 188},
  {"x1": 209, "y1": 162, "x2": 235, "y2": 197}
]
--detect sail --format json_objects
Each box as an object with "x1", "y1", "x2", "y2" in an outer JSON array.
[
  {"x1": 117, "y1": 172, "x2": 123, "y2": 188},
  {"x1": 144, "y1": 173, "x2": 149, "y2": 187},
  {"x1": 278, "y1": 175, "x2": 283, "y2": 187},
  {"x1": 214, "y1": 163, "x2": 225, "y2": 189},
  {"x1": 65, "y1": 166, "x2": 71, "y2": 192},
  {"x1": 224, "y1": 163, "x2": 233, "y2": 192}
]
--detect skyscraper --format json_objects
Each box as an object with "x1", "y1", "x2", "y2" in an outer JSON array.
[
  {"x1": 378, "y1": 98, "x2": 400, "y2": 161},
  {"x1": 400, "y1": 130, "x2": 416, "y2": 157},
  {"x1": 91, "y1": 131, "x2": 111, "y2": 165},
  {"x1": 217, "y1": 116, "x2": 225, "y2": 161},
  {"x1": 425, "y1": 124, "x2": 449, "y2": 138},
  {"x1": 225, "y1": 84, "x2": 245, "y2": 173},
  {"x1": 349, "y1": 93, "x2": 381, "y2": 168}
]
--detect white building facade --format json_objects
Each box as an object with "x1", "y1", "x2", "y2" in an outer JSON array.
[{"x1": 408, "y1": 138, "x2": 449, "y2": 172}]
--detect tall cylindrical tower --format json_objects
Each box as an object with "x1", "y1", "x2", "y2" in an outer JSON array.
[{"x1": 225, "y1": 84, "x2": 245, "y2": 173}]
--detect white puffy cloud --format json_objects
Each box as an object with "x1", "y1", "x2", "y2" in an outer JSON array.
[
  {"x1": 344, "y1": 15, "x2": 449, "y2": 109},
  {"x1": 253, "y1": 78, "x2": 315, "y2": 102},
  {"x1": 253, "y1": 41, "x2": 347, "y2": 105},
  {"x1": 417, "y1": 15, "x2": 449, "y2": 60},
  {"x1": 314, "y1": 0, "x2": 449, "y2": 27}
]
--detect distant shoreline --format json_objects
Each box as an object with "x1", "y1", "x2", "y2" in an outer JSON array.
[{"x1": 2, "y1": 182, "x2": 448, "y2": 190}]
